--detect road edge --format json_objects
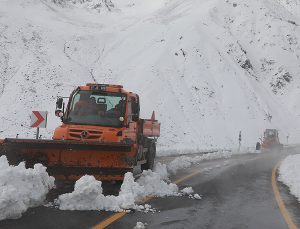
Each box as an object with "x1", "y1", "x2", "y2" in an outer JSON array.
[{"x1": 272, "y1": 161, "x2": 298, "y2": 229}]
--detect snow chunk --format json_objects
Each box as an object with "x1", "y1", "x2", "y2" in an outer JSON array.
[
  {"x1": 181, "y1": 187, "x2": 194, "y2": 195},
  {"x1": 193, "y1": 194, "x2": 202, "y2": 200},
  {"x1": 167, "y1": 151, "x2": 233, "y2": 174},
  {"x1": 134, "y1": 222, "x2": 146, "y2": 229},
  {"x1": 0, "y1": 156, "x2": 55, "y2": 220},
  {"x1": 58, "y1": 175, "x2": 137, "y2": 211},
  {"x1": 136, "y1": 204, "x2": 155, "y2": 213},
  {"x1": 58, "y1": 175, "x2": 106, "y2": 211},
  {"x1": 138, "y1": 167, "x2": 178, "y2": 197},
  {"x1": 278, "y1": 154, "x2": 300, "y2": 202}
]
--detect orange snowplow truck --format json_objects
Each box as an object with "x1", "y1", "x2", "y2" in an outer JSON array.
[
  {"x1": 0, "y1": 84, "x2": 160, "y2": 181},
  {"x1": 261, "y1": 129, "x2": 283, "y2": 150}
]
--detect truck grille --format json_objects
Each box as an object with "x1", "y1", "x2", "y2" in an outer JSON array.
[{"x1": 69, "y1": 129, "x2": 103, "y2": 140}]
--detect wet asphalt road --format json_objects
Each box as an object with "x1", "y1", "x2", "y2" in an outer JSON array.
[
  {"x1": 0, "y1": 148, "x2": 299, "y2": 229},
  {"x1": 109, "y1": 148, "x2": 300, "y2": 229}
]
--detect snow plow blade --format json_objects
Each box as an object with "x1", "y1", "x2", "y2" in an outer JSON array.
[{"x1": 0, "y1": 138, "x2": 135, "y2": 181}]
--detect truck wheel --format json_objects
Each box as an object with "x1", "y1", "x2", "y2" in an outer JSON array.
[
  {"x1": 141, "y1": 141, "x2": 156, "y2": 171},
  {"x1": 256, "y1": 142, "x2": 261, "y2": 150}
]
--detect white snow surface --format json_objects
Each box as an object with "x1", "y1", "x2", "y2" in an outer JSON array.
[
  {"x1": 0, "y1": 156, "x2": 55, "y2": 221},
  {"x1": 1, "y1": 0, "x2": 300, "y2": 151},
  {"x1": 278, "y1": 154, "x2": 300, "y2": 202}
]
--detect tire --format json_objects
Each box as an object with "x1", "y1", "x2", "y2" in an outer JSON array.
[
  {"x1": 256, "y1": 142, "x2": 261, "y2": 150},
  {"x1": 141, "y1": 141, "x2": 156, "y2": 171}
]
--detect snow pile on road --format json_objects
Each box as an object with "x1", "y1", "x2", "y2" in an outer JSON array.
[
  {"x1": 167, "y1": 151, "x2": 233, "y2": 174},
  {"x1": 278, "y1": 154, "x2": 300, "y2": 202},
  {"x1": 0, "y1": 156, "x2": 55, "y2": 220},
  {"x1": 57, "y1": 163, "x2": 199, "y2": 211}
]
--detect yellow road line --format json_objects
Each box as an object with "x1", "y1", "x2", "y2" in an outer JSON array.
[
  {"x1": 271, "y1": 162, "x2": 298, "y2": 229},
  {"x1": 93, "y1": 212, "x2": 126, "y2": 229},
  {"x1": 93, "y1": 169, "x2": 202, "y2": 229},
  {"x1": 174, "y1": 169, "x2": 202, "y2": 185}
]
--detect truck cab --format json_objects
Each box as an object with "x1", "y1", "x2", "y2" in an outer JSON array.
[{"x1": 53, "y1": 84, "x2": 141, "y2": 144}]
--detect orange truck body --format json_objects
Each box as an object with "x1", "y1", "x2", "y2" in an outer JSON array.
[{"x1": 0, "y1": 84, "x2": 160, "y2": 181}]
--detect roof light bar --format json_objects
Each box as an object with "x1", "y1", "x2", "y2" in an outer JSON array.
[{"x1": 86, "y1": 84, "x2": 123, "y2": 91}]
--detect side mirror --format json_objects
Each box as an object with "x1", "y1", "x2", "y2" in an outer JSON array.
[
  {"x1": 56, "y1": 97, "x2": 63, "y2": 109},
  {"x1": 55, "y1": 97, "x2": 64, "y2": 119}
]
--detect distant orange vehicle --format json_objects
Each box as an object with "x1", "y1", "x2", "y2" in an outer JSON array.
[
  {"x1": 260, "y1": 129, "x2": 283, "y2": 150},
  {"x1": 0, "y1": 84, "x2": 160, "y2": 181}
]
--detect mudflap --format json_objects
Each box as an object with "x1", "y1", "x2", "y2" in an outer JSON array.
[{"x1": 0, "y1": 138, "x2": 136, "y2": 181}]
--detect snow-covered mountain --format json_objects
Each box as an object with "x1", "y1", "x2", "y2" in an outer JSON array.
[{"x1": 0, "y1": 0, "x2": 300, "y2": 151}]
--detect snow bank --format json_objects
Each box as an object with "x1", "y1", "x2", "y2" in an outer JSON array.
[
  {"x1": 278, "y1": 154, "x2": 300, "y2": 202},
  {"x1": 0, "y1": 156, "x2": 55, "y2": 220},
  {"x1": 57, "y1": 162, "x2": 202, "y2": 211},
  {"x1": 157, "y1": 149, "x2": 225, "y2": 157},
  {"x1": 167, "y1": 151, "x2": 233, "y2": 174}
]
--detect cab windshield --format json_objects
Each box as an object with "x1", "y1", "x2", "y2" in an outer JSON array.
[
  {"x1": 265, "y1": 130, "x2": 276, "y2": 137},
  {"x1": 65, "y1": 90, "x2": 126, "y2": 127}
]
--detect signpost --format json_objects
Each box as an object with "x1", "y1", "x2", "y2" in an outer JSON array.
[
  {"x1": 30, "y1": 111, "x2": 48, "y2": 139},
  {"x1": 238, "y1": 131, "x2": 242, "y2": 152}
]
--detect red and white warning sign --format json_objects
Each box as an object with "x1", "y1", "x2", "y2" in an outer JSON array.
[{"x1": 30, "y1": 111, "x2": 48, "y2": 128}]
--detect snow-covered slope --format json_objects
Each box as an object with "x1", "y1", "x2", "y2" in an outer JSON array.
[{"x1": 0, "y1": 0, "x2": 300, "y2": 151}]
